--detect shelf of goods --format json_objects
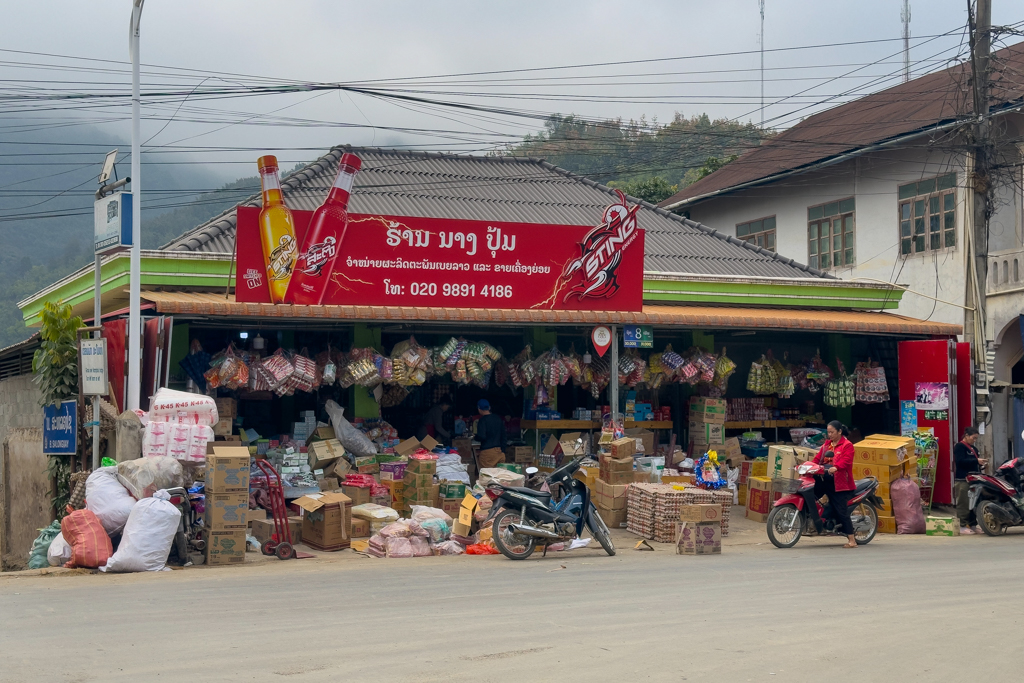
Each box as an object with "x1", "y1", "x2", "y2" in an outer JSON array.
[
  {"x1": 624, "y1": 421, "x2": 674, "y2": 429},
  {"x1": 723, "y1": 420, "x2": 806, "y2": 430},
  {"x1": 519, "y1": 420, "x2": 601, "y2": 430}
]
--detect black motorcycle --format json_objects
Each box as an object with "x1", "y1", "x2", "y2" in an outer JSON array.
[
  {"x1": 969, "y1": 457, "x2": 1024, "y2": 536},
  {"x1": 487, "y1": 456, "x2": 615, "y2": 560}
]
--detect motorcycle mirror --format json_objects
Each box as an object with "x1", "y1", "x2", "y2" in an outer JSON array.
[{"x1": 525, "y1": 466, "x2": 539, "y2": 476}]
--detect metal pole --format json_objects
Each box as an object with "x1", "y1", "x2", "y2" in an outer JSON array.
[
  {"x1": 901, "y1": 1, "x2": 911, "y2": 83},
  {"x1": 93, "y1": 255, "x2": 102, "y2": 470},
  {"x1": 127, "y1": 1, "x2": 144, "y2": 412},
  {"x1": 609, "y1": 325, "x2": 619, "y2": 420},
  {"x1": 759, "y1": 0, "x2": 765, "y2": 129}
]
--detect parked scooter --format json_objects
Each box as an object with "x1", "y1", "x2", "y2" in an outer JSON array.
[
  {"x1": 968, "y1": 457, "x2": 1024, "y2": 536},
  {"x1": 766, "y1": 460, "x2": 884, "y2": 548},
  {"x1": 487, "y1": 456, "x2": 615, "y2": 560}
]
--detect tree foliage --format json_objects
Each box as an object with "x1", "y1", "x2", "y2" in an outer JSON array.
[
  {"x1": 32, "y1": 301, "x2": 82, "y2": 407},
  {"x1": 608, "y1": 176, "x2": 678, "y2": 204}
]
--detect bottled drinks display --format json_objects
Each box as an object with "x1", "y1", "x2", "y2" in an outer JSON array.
[
  {"x1": 285, "y1": 153, "x2": 362, "y2": 305},
  {"x1": 256, "y1": 155, "x2": 298, "y2": 303}
]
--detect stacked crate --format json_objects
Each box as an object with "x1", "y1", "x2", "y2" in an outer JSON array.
[
  {"x1": 688, "y1": 397, "x2": 726, "y2": 453},
  {"x1": 205, "y1": 447, "x2": 251, "y2": 566},
  {"x1": 401, "y1": 457, "x2": 438, "y2": 515},
  {"x1": 853, "y1": 435, "x2": 916, "y2": 534}
]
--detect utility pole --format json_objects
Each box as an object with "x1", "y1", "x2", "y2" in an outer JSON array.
[
  {"x1": 901, "y1": 1, "x2": 911, "y2": 83},
  {"x1": 127, "y1": 0, "x2": 144, "y2": 412},
  {"x1": 966, "y1": 0, "x2": 992, "y2": 454},
  {"x1": 759, "y1": 0, "x2": 765, "y2": 128}
]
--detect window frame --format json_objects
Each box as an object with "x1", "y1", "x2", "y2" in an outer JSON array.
[
  {"x1": 736, "y1": 215, "x2": 777, "y2": 252},
  {"x1": 897, "y1": 173, "x2": 957, "y2": 257},
  {"x1": 807, "y1": 197, "x2": 856, "y2": 271}
]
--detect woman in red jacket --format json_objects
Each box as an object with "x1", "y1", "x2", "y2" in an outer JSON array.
[{"x1": 812, "y1": 420, "x2": 858, "y2": 548}]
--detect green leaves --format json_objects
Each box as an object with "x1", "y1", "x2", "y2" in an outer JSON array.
[{"x1": 33, "y1": 300, "x2": 82, "y2": 407}]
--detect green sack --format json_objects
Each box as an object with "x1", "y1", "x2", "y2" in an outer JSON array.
[{"x1": 28, "y1": 520, "x2": 62, "y2": 569}]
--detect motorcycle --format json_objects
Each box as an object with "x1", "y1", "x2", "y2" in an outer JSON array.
[
  {"x1": 487, "y1": 456, "x2": 615, "y2": 560},
  {"x1": 968, "y1": 457, "x2": 1024, "y2": 536},
  {"x1": 766, "y1": 460, "x2": 884, "y2": 549}
]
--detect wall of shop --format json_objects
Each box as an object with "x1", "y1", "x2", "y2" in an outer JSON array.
[
  {"x1": 0, "y1": 374, "x2": 41, "y2": 444},
  {"x1": 1, "y1": 428, "x2": 50, "y2": 571}
]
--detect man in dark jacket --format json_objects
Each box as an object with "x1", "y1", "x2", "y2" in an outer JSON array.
[
  {"x1": 475, "y1": 399, "x2": 506, "y2": 469},
  {"x1": 954, "y1": 426, "x2": 986, "y2": 534}
]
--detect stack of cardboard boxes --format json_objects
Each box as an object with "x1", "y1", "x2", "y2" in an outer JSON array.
[
  {"x1": 213, "y1": 398, "x2": 237, "y2": 437},
  {"x1": 591, "y1": 437, "x2": 634, "y2": 529},
  {"x1": 401, "y1": 457, "x2": 439, "y2": 516},
  {"x1": 205, "y1": 447, "x2": 250, "y2": 565},
  {"x1": 689, "y1": 397, "x2": 726, "y2": 453},
  {"x1": 745, "y1": 475, "x2": 773, "y2": 522},
  {"x1": 738, "y1": 459, "x2": 766, "y2": 510},
  {"x1": 677, "y1": 503, "x2": 723, "y2": 555},
  {"x1": 853, "y1": 435, "x2": 916, "y2": 534},
  {"x1": 293, "y1": 491, "x2": 353, "y2": 551}
]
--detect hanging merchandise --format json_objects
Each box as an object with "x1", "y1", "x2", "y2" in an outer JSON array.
[
  {"x1": 692, "y1": 348, "x2": 717, "y2": 384},
  {"x1": 178, "y1": 339, "x2": 211, "y2": 390},
  {"x1": 771, "y1": 352, "x2": 795, "y2": 399},
  {"x1": 713, "y1": 348, "x2": 737, "y2": 392},
  {"x1": 747, "y1": 355, "x2": 779, "y2": 395},
  {"x1": 824, "y1": 359, "x2": 855, "y2": 408},
  {"x1": 854, "y1": 359, "x2": 889, "y2": 403}
]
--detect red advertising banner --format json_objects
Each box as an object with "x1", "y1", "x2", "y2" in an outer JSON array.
[{"x1": 234, "y1": 190, "x2": 644, "y2": 311}]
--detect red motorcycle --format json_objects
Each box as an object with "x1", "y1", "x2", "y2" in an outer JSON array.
[{"x1": 766, "y1": 460, "x2": 884, "y2": 548}]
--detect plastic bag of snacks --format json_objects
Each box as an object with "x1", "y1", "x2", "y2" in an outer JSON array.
[
  {"x1": 747, "y1": 356, "x2": 779, "y2": 395},
  {"x1": 431, "y1": 539, "x2": 465, "y2": 555},
  {"x1": 409, "y1": 536, "x2": 432, "y2": 557},
  {"x1": 149, "y1": 388, "x2": 219, "y2": 425},
  {"x1": 384, "y1": 536, "x2": 414, "y2": 558},
  {"x1": 291, "y1": 351, "x2": 317, "y2": 392}
]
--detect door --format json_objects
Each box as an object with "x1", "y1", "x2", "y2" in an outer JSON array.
[{"x1": 898, "y1": 339, "x2": 957, "y2": 505}]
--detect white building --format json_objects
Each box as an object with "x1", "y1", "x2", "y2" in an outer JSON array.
[{"x1": 660, "y1": 42, "x2": 1024, "y2": 460}]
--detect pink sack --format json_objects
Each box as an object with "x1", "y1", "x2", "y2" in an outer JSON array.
[{"x1": 891, "y1": 477, "x2": 926, "y2": 534}]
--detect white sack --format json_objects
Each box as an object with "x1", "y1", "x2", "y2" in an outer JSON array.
[{"x1": 101, "y1": 490, "x2": 181, "y2": 572}]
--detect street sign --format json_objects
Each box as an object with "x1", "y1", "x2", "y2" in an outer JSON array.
[
  {"x1": 592, "y1": 326, "x2": 611, "y2": 357},
  {"x1": 94, "y1": 191, "x2": 133, "y2": 254},
  {"x1": 79, "y1": 338, "x2": 107, "y2": 395},
  {"x1": 43, "y1": 400, "x2": 78, "y2": 456},
  {"x1": 623, "y1": 324, "x2": 653, "y2": 348}
]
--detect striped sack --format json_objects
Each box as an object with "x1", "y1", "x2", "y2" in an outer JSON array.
[{"x1": 61, "y1": 509, "x2": 113, "y2": 569}]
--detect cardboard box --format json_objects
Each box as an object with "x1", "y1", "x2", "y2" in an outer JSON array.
[
  {"x1": 559, "y1": 432, "x2": 586, "y2": 457},
  {"x1": 453, "y1": 437, "x2": 475, "y2": 462},
  {"x1": 206, "y1": 448, "x2": 251, "y2": 493},
  {"x1": 596, "y1": 504, "x2": 628, "y2": 529},
  {"x1": 328, "y1": 458, "x2": 352, "y2": 480},
  {"x1": 452, "y1": 520, "x2": 472, "y2": 537},
  {"x1": 439, "y1": 482, "x2": 466, "y2": 499},
  {"x1": 609, "y1": 437, "x2": 635, "y2": 459},
  {"x1": 351, "y1": 518, "x2": 370, "y2": 537},
  {"x1": 354, "y1": 456, "x2": 379, "y2": 475},
  {"x1": 215, "y1": 397, "x2": 238, "y2": 419},
  {"x1": 247, "y1": 507, "x2": 269, "y2": 527},
  {"x1": 599, "y1": 453, "x2": 633, "y2": 472},
  {"x1": 395, "y1": 437, "x2": 422, "y2": 457},
  {"x1": 677, "y1": 521, "x2": 723, "y2": 554},
  {"x1": 722, "y1": 437, "x2": 742, "y2": 462},
  {"x1": 926, "y1": 515, "x2": 959, "y2": 536},
  {"x1": 506, "y1": 446, "x2": 535, "y2": 464},
  {"x1": 308, "y1": 438, "x2": 345, "y2": 470},
  {"x1": 406, "y1": 458, "x2": 437, "y2": 476},
  {"x1": 877, "y1": 514, "x2": 897, "y2": 534},
  {"x1": 316, "y1": 476, "x2": 339, "y2": 492},
  {"x1": 750, "y1": 461, "x2": 768, "y2": 478},
  {"x1": 541, "y1": 434, "x2": 560, "y2": 456},
  {"x1": 293, "y1": 491, "x2": 352, "y2": 551},
  {"x1": 305, "y1": 426, "x2": 336, "y2": 443},
  {"x1": 599, "y1": 459, "x2": 634, "y2": 486},
  {"x1": 419, "y1": 435, "x2": 440, "y2": 451},
  {"x1": 680, "y1": 504, "x2": 723, "y2": 524},
  {"x1": 854, "y1": 439, "x2": 908, "y2": 466},
  {"x1": 379, "y1": 461, "x2": 407, "y2": 481},
  {"x1": 205, "y1": 492, "x2": 249, "y2": 530},
  {"x1": 206, "y1": 529, "x2": 247, "y2": 565},
  {"x1": 213, "y1": 418, "x2": 234, "y2": 437},
  {"x1": 403, "y1": 471, "x2": 433, "y2": 489},
  {"x1": 689, "y1": 397, "x2": 727, "y2": 423},
  {"x1": 767, "y1": 445, "x2": 802, "y2": 480},
  {"x1": 625, "y1": 428, "x2": 655, "y2": 456},
  {"x1": 250, "y1": 517, "x2": 302, "y2": 545},
  {"x1": 405, "y1": 486, "x2": 436, "y2": 505},
  {"x1": 745, "y1": 476, "x2": 772, "y2": 521},
  {"x1": 574, "y1": 466, "x2": 599, "y2": 488},
  {"x1": 737, "y1": 484, "x2": 748, "y2": 506},
  {"x1": 853, "y1": 460, "x2": 908, "y2": 483},
  {"x1": 689, "y1": 421, "x2": 725, "y2": 445},
  {"x1": 593, "y1": 478, "x2": 629, "y2": 511},
  {"x1": 440, "y1": 497, "x2": 462, "y2": 519},
  {"x1": 341, "y1": 485, "x2": 371, "y2": 507}
]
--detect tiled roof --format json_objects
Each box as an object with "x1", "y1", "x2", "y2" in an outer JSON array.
[
  {"x1": 161, "y1": 147, "x2": 828, "y2": 279},
  {"x1": 140, "y1": 291, "x2": 960, "y2": 336},
  {"x1": 659, "y1": 41, "x2": 1024, "y2": 209}
]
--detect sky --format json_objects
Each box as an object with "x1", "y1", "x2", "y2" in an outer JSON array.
[{"x1": 1, "y1": 0, "x2": 1022, "y2": 188}]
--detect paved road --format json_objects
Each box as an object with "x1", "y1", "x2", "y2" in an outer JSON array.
[{"x1": 0, "y1": 526, "x2": 1018, "y2": 682}]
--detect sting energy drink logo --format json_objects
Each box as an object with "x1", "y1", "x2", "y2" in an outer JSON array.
[
  {"x1": 561, "y1": 190, "x2": 640, "y2": 302},
  {"x1": 299, "y1": 237, "x2": 337, "y2": 277}
]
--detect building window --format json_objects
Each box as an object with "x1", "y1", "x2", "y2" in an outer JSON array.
[
  {"x1": 898, "y1": 173, "x2": 956, "y2": 255},
  {"x1": 736, "y1": 216, "x2": 776, "y2": 251},
  {"x1": 807, "y1": 198, "x2": 855, "y2": 270}
]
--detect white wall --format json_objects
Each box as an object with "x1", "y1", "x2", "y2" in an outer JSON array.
[{"x1": 687, "y1": 146, "x2": 976, "y2": 327}]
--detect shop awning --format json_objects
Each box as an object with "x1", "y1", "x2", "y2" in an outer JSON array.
[{"x1": 140, "y1": 291, "x2": 961, "y2": 336}]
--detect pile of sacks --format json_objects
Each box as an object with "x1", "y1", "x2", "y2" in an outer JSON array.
[
  {"x1": 29, "y1": 456, "x2": 186, "y2": 573},
  {"x1": 366, "y1": 505, "x2": 463, "y2": 558},
  {"x1": 142, "y1": 388, "x2": 218, "y2": 462}
]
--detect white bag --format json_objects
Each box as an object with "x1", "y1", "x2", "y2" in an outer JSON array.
[
  {"x1": 148, "y1": 388, "x2": 219, "y2": 426},
  {"x1": 325, "y1": 400, "x2": 377, "y2": 457},
  {"x1": 101, "y1": 490, "x2": 181, "y2": 572},
  {"x1": 85, "y1": 467, "x2": 137, "y2": 535},
  {"x1": 47, "y1": 533, "x2": 72, "y2": 567},
  {"x1": 143, "y1": 420, "x2": 170, "y2": 458},
  {"x1": 117, "y1": 456, "x2": 184, "y2": 500}
]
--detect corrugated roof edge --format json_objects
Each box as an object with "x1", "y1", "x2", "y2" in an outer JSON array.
[{"x1": 532, "y1": 159, "x2": 832, "y2": 280}]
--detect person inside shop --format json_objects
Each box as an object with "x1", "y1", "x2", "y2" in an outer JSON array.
[
  {"x1": 416, "y1": 395, "x2": 453, "y2": 445},
  {"x1": 807, "y1": 420, "x2": 858, "y2": 548},
  {"x1": 475, "y1": 399, "x2": 507, "y2": 469},
  {"x1": 954, "y1": 426, "x2": 986, "y2": 535}
]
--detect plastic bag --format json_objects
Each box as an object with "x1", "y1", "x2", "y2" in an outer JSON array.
[
  {"x1": 409, "y1": 536, "x2": 432, "y2": 557},
  {"x1": 410, "y1": 505, "x2": 454, "y2": 526},
  {"x1": 324, "y1": 400, "x2": 376, "y2": 457},
  {"x1": 352, "y1": 503, "x2": 400, "y2": 524},
  {"x1": 28, "y1": 521, "x2": 61, "y2": 569},
  {"x1": 379, "y1": 520, "x2": 412, "y2": 538},
  {"x1": 143, "y1": 420, "x2": 170, "y2": 458},
  {"x1": 47, "y1": 533, "x2": 72, "y2": 567},
  {"x1": 86, "y1": 467, "x2": 137, "y2": 535},
  {"x1": 431, "y1": 539, "x2": 465, "y2": 555},
  {"x1": 892, "y1": 477, "x2": 926, "y2": 534},
  {"x1": 61, "y1": 509, "x2": 113, "y2": 568},
  {"x1": 148, "y1": 388, "x2": 219, "y2": 426},
  {"x1": 117, "y1": 456, "x2": 184, "y2": 500},
  {"x1": 101, "y1": 490, "x2": 182, "y2": 572},
  {"x1": 466, "y1": 543, "x2": 500, "y2": 555},
  {"x1": 384, "y1": 536, "x2": 414, "y2": 558},
  {"x1": 420, "y1": 518, "x2": 450, "y2": 543}
]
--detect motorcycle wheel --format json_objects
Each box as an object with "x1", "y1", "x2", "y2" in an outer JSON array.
[
  {"x1": 493, "y1": 508, "x2": 537, "y2": 560},
  {"x1": 586, "y1": 507, "x2": 616, "y2": 556},
  {"x1": 851, "y1": 502, "x2": 878, "y2": 545},
  {"x1": 977, "y1": 500, "x2": 1007, "y2": 536},
  {"x1": 766, "y1": 504, "x2": 803, "y2": 548}
]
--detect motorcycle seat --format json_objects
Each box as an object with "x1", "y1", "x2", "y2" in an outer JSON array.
[
  {"x1": 501, "y1": 486, "x2": 552, "y2": 502},
  {"x1": 853, "y1": 478, "x2": 875, "y2": 493}
]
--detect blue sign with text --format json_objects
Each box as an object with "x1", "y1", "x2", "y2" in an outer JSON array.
[{"x1": 43, "y1": 400, "x2": 77, "y2": 455}]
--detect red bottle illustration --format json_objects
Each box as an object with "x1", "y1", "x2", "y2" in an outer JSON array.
[{"x1": 284, "y1": 153, "x2": 362, "y2": 305}]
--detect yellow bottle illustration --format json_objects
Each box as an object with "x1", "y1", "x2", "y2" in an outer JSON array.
[{"x1": 257, "y1": 155, "x2": 297, "y2": 303}]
